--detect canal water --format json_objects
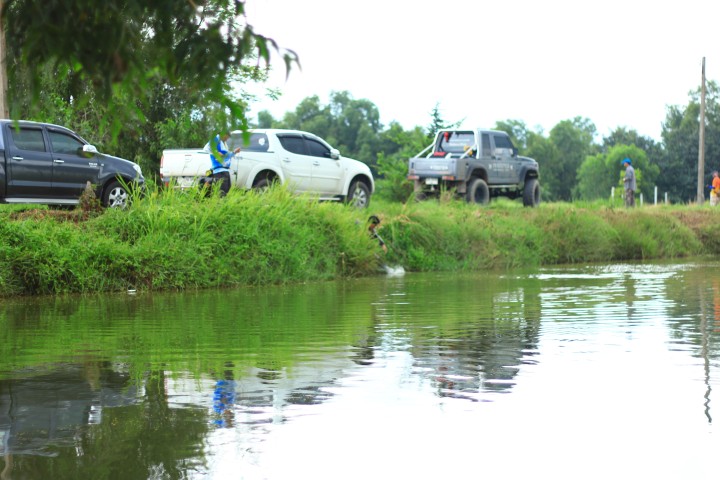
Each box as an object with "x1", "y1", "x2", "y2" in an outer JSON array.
[{"x1": 1, "y1": 259, "x2": 720, "y2": 479}]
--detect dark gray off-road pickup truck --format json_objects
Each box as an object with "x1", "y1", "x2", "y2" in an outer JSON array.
[{"x1": 407, "y1": 128, "x2": 540, "y2": 206}]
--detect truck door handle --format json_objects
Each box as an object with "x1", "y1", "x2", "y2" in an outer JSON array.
[
  {"x1": 282, "y1": 158, "x2": 291, "y2": 163},
  {"x1": 54, "y1": 159, "x2": 65, "y2": 164},
  {"x1": 313, "y1": 161, "x2": 320, "y2": 166},
  {"x1": 12, "y1": 156, "x2": 23, "y2": 161}
]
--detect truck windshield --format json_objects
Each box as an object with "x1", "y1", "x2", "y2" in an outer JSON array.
[{"x1": 434, "y1": 131, "x2": 475, "y2": 155}]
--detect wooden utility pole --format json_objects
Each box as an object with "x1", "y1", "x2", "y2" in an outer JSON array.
[{"x1": 697, "y1": 57, "x2": 707, "y2": 203}]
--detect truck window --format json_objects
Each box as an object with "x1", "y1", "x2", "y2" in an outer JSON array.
[
  {"x1": 435, "y1": 131, "x2": 475, "y2": 155},
  {"x1": 277, "y1": 135, "x2": 307, "y2": 155},
  {"x1": 493, "y1": 134, "x2": 514, "y2": 150},
  {"x1": 481, "y1": 134, "x2": 491, "y2": 156},
  {"x1": 232, "y1": 132, "x2": 269, "y2": 152},
  {"x1": 11, "y1": 127, "x2": 46, "y2": 152},
  {"x1": 49, "y1": 131, "x2": 84, "y2": 155},
  {"x1": 306, "y1": 137, "x2": 331, "y2": 158}
]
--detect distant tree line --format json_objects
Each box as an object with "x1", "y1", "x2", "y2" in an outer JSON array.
[{"x1": 257, "y1": 83, "x2": 720, "y2": 204}]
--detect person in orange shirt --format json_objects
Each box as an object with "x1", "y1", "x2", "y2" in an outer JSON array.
[{"x1": 711, "y1": 171, "x2": 720, "y2": 206}]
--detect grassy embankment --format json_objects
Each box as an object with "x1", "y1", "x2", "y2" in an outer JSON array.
[{"x1": 1, "y1": 184, "x2": 720, "y2": 297}]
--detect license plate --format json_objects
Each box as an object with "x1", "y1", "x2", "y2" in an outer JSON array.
[{"x1": 425, "y1": 178, "x2": 438, "y2": 185}]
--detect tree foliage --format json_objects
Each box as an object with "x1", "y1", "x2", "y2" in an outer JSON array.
[
  {"x1": 427, "y1": 103, "x2": 462, "y2": 141},
  {"x1": 2, "y1": 0, "x2": 297, "y2": 136},
  {"x1": 576, "y1": 144, "x2": 658, "y2": 201},
  {"x1": 264, "y1": 90, "x2": 382, "y2": 166},
  {"x1": 543, "y1": 117, "x2": 598, "y2": 201},
  {"x1": 658, "y1": 81, "x2": 720, "y2": 202},
  {"x1": 2, "y1": 0, "x2": 286, "y2": 178}
]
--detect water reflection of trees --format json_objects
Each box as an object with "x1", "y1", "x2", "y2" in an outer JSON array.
[
  {"x1": 664, "y1": 265, "x2": 720, "y2": 358},
  {"x1": 366, "y1": 273, "x2": 543, "y2": 400},
  {"x1": 0, "y1": 364, "x2": 208, "y2": 479},
  {"x1": 663, "y1": 263, "x2": 720, "y2": 423},
  {"x1": 0, "y1": 273, "x2": 546, "y2": 477}
]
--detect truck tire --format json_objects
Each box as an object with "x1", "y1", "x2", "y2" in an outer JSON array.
[
  {"x1": 523, "y1": 178, "x2": 540, "y2": 207},
  {"x1": 102, "y1": 180, "x2": 130, "y2": 208},
  {"x1": 346, "y1": 180, "x2": 371, "y2": 208},
  {"x1": 467, "y1": 178, "x2": 490, "y2": 205},
  {"x1": 252, "y1": 173, "x2": 277, "y2": 192}
]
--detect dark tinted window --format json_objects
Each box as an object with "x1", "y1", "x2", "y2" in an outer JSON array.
[
  {"x1": 435, "y1": 131, "x2": 475, "y2": 154},
  {"x1": 11, "y1": 127, "x2": 46, "y2": 152},
  {"x1": 278, "y1": 135, "x2": 306, "y2": 155},
  {"x1": 306, "y1": 138, "x2": 330, "y2": 158},
  {"x1": 49, "y1": 131, "x2": 84, "y2": 155},
  {"x1": 493, "y1": 134, "x2": 514, "y2": 150},
  {"x1": 481, "y1": 134, "x2": 491, "y2": 156}
]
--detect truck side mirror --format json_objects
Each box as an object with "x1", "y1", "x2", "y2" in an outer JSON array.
[
  {"x1": 330, "y1": 148, "x2": 340, "y2": 160},
  {"x1": 81, "y1": 144, "x2": 99, "y2": 157}
]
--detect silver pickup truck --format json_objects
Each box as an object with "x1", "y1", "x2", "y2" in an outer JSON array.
[
  {"x1": 407, "y1": 128, "x2": 540, "y2": 207},
  {"x1": 160, "y1": 128, "x2": 375, "y2": 208}
]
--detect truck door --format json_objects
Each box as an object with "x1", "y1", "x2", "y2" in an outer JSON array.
[
  {"x1": 47, "y1": 128, "x2": 101, "y2": 199},
  {"x1": 4, "y1": 124, "x2": 54, "y2": 198},
  {"x1": 491, "y1": 133, "x2": 516, "y2": 183},
  {"x1": 276, "y1": 134, "x2": 313, "y2": 191},
  {"x1": 304, "y1": 135, "x2": 342, "y2": 196}
]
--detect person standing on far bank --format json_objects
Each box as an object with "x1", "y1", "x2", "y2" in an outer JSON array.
[
  {"x1": 622, "y1": 158, "x2": 636, "y2": 208},
  {"x1": 710, "y1": 170, "x2": 720, "y2": 207}
]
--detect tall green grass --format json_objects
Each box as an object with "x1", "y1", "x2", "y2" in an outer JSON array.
[{"x1": 0, "y1": 187, "x2": 718, "y2": 296}]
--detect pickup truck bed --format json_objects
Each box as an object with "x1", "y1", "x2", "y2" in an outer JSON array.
[{"x1": 408, "y1": 128, "x2": 540, "y2": 206}]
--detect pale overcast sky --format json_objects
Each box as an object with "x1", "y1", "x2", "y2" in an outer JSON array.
[{"x1": 244, "y1": 0, "x2": 718, "y2": 142}]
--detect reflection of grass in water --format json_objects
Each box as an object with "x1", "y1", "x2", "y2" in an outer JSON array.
[{"x1": 0, "y1": 279, "x2": 380, "y2": 382}]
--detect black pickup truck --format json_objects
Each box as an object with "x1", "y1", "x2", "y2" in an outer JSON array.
[
  {"x1": 0, "y1": 120, "x2": 144, "y2": 208},
  {"x1": 407, "y1": 128, "x2": 540, "y2": 207}
]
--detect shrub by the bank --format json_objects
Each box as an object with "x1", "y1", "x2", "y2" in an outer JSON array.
[
  {"x1": 1, "y1": 188, "x2": 719, "y2": 296},
  {"x1": 0, "y1": 186, "x2": 380, "y2": 296},
  {"x1": 375, "y1": 200, "x2": 712, "y2": 271}
]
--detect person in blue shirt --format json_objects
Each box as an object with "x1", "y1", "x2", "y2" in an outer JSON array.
[{"x1": 202, "y1": 132, "x2": 240, "y2": 195}]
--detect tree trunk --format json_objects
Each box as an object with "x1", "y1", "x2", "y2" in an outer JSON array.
[{"x1": 0, "y1": 0, "x2": 7, "y2": 118}]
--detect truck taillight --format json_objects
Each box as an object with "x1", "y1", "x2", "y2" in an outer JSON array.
[
  {"x1": 407, "y1": 175, "x2": 419, "y2": 180},
  {"x1": 442, "y1": 175, "x2": 455, "y2": 181}
]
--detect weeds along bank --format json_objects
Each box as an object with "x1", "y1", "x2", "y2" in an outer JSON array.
[
  {"x1": 0, "y1": 187, "x2": 719, "y2": 296},
  {"x1": 0, "y1": 187, "x2": 380, "y2": 296},
  {"x1": 382, "y1": 200, "x2": 720, "y2": 271}
]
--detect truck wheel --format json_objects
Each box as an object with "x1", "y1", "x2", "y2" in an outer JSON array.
[
  {"x1": 252, "y1": 174, "x2": 276, "y2": 192},
  {"x1": 102, "y1": 180, "x2": 130, "y2": 208},
  {"x1": 467, "y1": 178, "x2": 490, "y2": 205},
  {"x1": 346, "y1": 180, "x2": 371, "y2": 208},
  {"x1": 523, "y1": 178, "x2": 540, "y2": 207}
]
